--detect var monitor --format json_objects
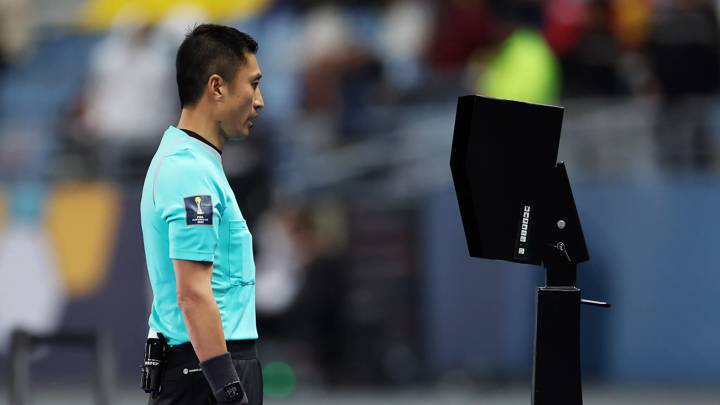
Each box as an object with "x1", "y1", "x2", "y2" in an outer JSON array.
[{"x1": 450, "y1": 95, "x2": 566, "y2": 265}]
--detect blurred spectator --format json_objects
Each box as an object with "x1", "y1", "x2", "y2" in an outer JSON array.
[
  {"x1": 610, "y1": 0, "x2": 652, "y2": 50},
  {"x1": 298, "y1": 4, "x2": 356, "y2": 114},
  {"x1": 560, "y1": 0, "x2": 628, "y2": 97},
  {"x1": 648, "y1": 0, "x2": 719, "y2": 98},
  {"x1": 426, "y1": 0, "x2": 500, "y2": 73},
  {"x1": 255, "y1": 207, "x2": 305, "y2": 317},
  {"x1": 0, "y1": 122, "x2": 64, "y2": 353},
  {"x1": 83, "y1": 22, "x2": 175, "y2": 139},
  {"x1": 69, "y1": 13, "x2": 177, "y2": 180},
  {"x1": 257, "y1": 200, "x2": 349, "y2": 384},
  {"x1": 611, "y1": 0, "x2": 654, "y2": 96},
  {"x1": 476, "y1": 27, "x2": 561, "y2": 104},
  {"x1": 286, "y1": 200, "x2": 348, "y2": 384},
  {"x1": 648, "y1": 0, "x2": 720, "y2": 169},
  {"x1": 0, "y1": 0, "x2": 34, "y2": 68},
  {"x1": 378, "y1": 0, "x2": 433, "y2": 93},
  {"x1": 474, "y1": 2, "x2": 560, "y2": 104},
  {"x1": 0, "y1": 202, "x2": 64, "y2": 352},
  {"x1": 297, "y1": 4, "x2": 384, "y2": 139},
  {"x1": 543, "y1": 0, "x2": 589, "y2": 58}
]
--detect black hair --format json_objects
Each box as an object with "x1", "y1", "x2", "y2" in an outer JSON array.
[{"x1": 176, "y1": 24, "x2": 258, "y2": 108}]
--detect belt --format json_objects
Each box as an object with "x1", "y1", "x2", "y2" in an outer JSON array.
[{"x1": 163, "y1": 340, "x2": 258, "y2": 379}]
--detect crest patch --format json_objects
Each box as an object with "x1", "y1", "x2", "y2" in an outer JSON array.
[{"x1": 184, "y1": 195, "x2": 213, "y2": 225}]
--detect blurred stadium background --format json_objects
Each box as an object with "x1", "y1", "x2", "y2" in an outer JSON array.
[{"x1": 0, "y1": 0, "x2": 719, "y2": 404}]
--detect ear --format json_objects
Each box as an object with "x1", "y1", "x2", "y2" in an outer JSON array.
[{"x1": 207, "y1": 74, "x2": 225, "y2": 101}]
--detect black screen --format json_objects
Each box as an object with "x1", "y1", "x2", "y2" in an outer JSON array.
[{"x1": 450, "y1": 95, "x2": 564, "y2": 264}]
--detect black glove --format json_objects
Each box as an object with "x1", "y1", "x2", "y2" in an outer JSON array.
[{"x1": 200, "y1": 352, "x2": 248, "y2": 404}]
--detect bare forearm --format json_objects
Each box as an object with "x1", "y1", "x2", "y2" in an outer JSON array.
[
  {"x1": 179, "y1": 291, "x2": 227, "y2": 362},
  {"x1": 173, "y1": 259, "x2": 228, "y2": 362}
]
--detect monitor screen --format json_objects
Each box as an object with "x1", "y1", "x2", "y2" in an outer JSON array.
[{"x1": 450, "y1": 95, "x2": 564, "y2": 264}]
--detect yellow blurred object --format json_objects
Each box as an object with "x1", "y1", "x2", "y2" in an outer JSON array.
[
  {"x1": 477, "y1": 28, "x2": 561, "y2": 105},
  {"x1": 79, "y1": 0, "x2": 271, "y2": 30},
  {"x1": 612, "y1": 0, "x2": 651, "y2": 49},
  {"x1": 46, "y1": 182, "x2": 121, "y2": 299}
]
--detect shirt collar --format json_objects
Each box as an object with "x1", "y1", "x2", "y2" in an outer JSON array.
[{"x1": 179, "y1": 128, "x2": 222, "y2": 156}]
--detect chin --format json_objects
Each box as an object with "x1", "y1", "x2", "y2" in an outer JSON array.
[{"x1": 227, "y1": 129, "x2": 250, "y2": 139}]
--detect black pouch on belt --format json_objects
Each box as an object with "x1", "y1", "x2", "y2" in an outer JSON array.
[{"x1": 140, "y1": 333, "x2": 168, "y2": 397}]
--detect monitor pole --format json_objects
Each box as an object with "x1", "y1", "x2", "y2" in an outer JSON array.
[
  {"x1": 532, "y1": 243, "x2": 583, "y2": 405},
  {"x1": 532, "y1": 221, "x2": 609, "y2": 405}
]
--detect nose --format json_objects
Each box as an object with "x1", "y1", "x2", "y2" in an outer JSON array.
[{"x1": 254, "y1": 87, "x2": 264, "y2": 111}]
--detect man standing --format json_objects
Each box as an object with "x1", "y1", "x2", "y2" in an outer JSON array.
[{"x1": 140, "y1": 24, "x2": 264, "y2": 404}]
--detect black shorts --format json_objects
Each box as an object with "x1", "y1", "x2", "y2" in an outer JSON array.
[{"x1": 149, "y1": 340, "x2": 263, "y2": 405}]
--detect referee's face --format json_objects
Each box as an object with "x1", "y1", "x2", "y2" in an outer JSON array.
[{"x1": 221, "y1": 53, "x2": 264, "y2": 138}]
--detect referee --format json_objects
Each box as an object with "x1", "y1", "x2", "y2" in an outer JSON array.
[{"x1": 140, "y1": 24, "x2": 264, "y2": 404}]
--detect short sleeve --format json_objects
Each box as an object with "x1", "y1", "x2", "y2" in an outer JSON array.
[{"x1": 154, "y1": 151, "x2": 222, "y2": 262}]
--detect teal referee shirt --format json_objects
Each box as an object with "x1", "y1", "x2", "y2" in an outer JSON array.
[{"x1": 140, "y1": 126, "x2": 258, "y2": 345}]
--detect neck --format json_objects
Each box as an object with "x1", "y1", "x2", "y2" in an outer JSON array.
[{"x1": 177, "y1": 107, "x2": 225, "y2": 151}]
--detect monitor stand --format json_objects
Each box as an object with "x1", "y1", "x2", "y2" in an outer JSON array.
[
  {"x1": 531, "y1": 164, "x2": 609, "y2": 405},
  {"x1": 532, "y1": 244, "x2": 583, "y2": 405}
]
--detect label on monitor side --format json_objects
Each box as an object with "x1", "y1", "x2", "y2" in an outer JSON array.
[{"x1": 513, "y1": 204, "x2": 532, "y2": 260}]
